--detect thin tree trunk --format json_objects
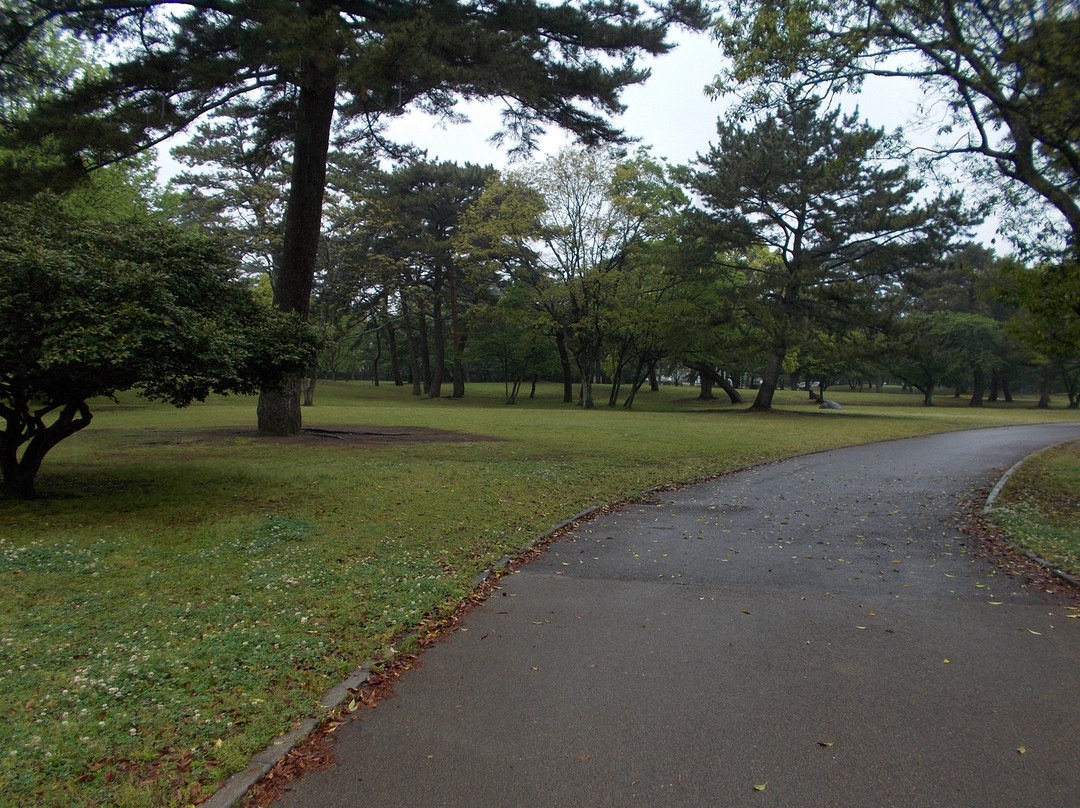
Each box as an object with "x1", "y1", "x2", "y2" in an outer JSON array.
[
  {"x1": 386, "y1": 316, "x2": 403, "y2": 386},
  {"x1": 372, "y1": 328, "x2": 382, "y2": 386},
  {"x1": 430, "y1": 282, "x2": 445, "y2": 398},
  {"x1": 1038, "y1": 365, "x2": 1053, "y2": 409},
  {"x1": 449, "y1": 264, "x2": 466, "y2": 399},
  {"x1": 556, "y1": 330, "x2": 574, "y2": 404},
  {"x1": 400, "y1": 293, "x2": 422, "y2": 397}
]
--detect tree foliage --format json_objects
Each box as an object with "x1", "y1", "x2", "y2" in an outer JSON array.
[
  {"x1": 714, "y1": 0, "x2": 1080, "y2": 256},
  {"x1": 688, "y1": 92, "x2": 966, "y2": 410},
  {"x1": 1, "y1": 0, "x2": 709, "y2": 433},
  {"x1": 0, "y1": 197, "x2": 317, "y2": 497}
]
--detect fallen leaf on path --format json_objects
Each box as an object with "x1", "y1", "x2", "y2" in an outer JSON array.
[
  {"x1": 818, "y1": 741, "x2": 833, "y2": 748},
  {"x1": 1017, "y1": 746, "x2": 1026, "y2": 754},
  {"x1": 753, "y1": 783, "x2": 768, "y2": 792},
  {"x1": 1028, "y1": 629, "x2": 1042, "y2": 635}
]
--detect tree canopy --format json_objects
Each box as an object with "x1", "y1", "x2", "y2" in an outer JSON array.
[
  {"x1": 713, "y1": 0, "x2": 1080, "y2": 257},
  {"x1": 689, "y1": 92, "x2": 967, "y2": 409},
  {"x1": 1, "y1": 0, "x2": 709, "y2": 433},
  {"x1": 0, "y1": 197, "x2": 317, "y2": 498}
]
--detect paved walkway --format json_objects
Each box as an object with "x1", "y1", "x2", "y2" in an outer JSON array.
[{"x1": 278, "y1": 423, "x2": 1080, "y2": 808}]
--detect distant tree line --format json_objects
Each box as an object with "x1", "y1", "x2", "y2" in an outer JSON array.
[{"x1": 1, "y1": 0, "x2": 1078, "y2": 497}]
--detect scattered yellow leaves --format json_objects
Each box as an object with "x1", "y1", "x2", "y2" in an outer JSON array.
[
  {"x1": 1017, "y1": 746, "x2": 1027, "y2": 755},
  {"x1": 753, "y1": 783, "x2": 768, "y2": 792}
]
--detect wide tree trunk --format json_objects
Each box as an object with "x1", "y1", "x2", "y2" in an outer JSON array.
[
  {"x1": 714, "y1": 373, "x2": 743, "y2": 405},
  {"x1": 257, "y1": 54, "x2": 337, "y2": 435},
  {"x1": 1037, "y1": 365, "x2": 1053, "y2": 409},
  {"x1": 691, "y1": 362, "x2": 745, "y2": 404},
  {"x1": 697, "y1": 372, "x2": 716, "y2": 400},
  {"x1": 749, "y1": 350, "x2": 785, "y2": 411},
  {"x1": 968, "y1": 367, "x2": 986, "y2": 407}
]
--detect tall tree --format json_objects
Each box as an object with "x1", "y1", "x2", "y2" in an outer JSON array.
[
  {"x1": 168, "y1": 103, "x2": 291, "y2": 282},
  {"x1": 376, "y1": 160, "x2": 495, "y2": 398},
  {"x1": 1, "y1": 0, "x2": 708, "y2": 433},
  {"x1": 714, "y1": 0, "x2": 1080, "y2": 256},
  {"x1": 689, "y1": 92, "x2": 965, "y2": 410}
]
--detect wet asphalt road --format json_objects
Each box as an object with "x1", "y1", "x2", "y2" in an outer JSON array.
[{"x1": 277, "y1": 423, "x2": 1080, "y2": 808}]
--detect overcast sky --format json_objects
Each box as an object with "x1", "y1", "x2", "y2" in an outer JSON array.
[
  {"x1": 159, "y1": 28, "x2": 1001, "y2": 245},
  {"x1": 381, "y1": 29, "x2": 926, "y2": 172}
]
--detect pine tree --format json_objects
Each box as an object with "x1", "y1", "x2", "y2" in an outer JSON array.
[{"x1": 1, "y1": 0, "x2": 707, "y2": 432}]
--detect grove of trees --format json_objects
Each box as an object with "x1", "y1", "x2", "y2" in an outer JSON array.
[{"x1": 1, "y1": 0, "x2": 1078, "y2": 495}]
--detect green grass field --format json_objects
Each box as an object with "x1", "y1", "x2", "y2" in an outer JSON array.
[{"x1": 2, "y1": 381, "x2": 1078, "y2": 807}]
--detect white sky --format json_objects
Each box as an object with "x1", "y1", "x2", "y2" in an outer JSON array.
[
  {"x1": 158, "y1": 28, "x2": 1000, "y2": 244},
  {"x1": 381, "y1": 29, "x2": 925, "y2": 170}
]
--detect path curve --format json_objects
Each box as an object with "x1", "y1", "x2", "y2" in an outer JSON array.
[{"x1": 278, "y1": 423, "x2": 1080, "y2": 808}]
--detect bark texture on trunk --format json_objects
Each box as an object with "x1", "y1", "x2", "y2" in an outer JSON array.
[
  {"x1": 749, "y1": 350, "x2": 785, "y2": 411},
  {"x1": 257, "y1": 50, "x2": 338, "y2": 435}
]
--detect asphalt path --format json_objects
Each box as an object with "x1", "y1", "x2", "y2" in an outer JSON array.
[{"x1": 277, "y1": 423, "x2": 1080, "y2": 808}]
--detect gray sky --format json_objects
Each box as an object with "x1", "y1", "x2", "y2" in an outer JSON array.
[{"x1": 382, "y1": 29, "x2": 926, "y2": 171}]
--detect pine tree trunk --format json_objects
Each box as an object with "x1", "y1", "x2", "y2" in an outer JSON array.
[
  {"x1": 430, "y1": 275, "x2": 445, "y2": 398},
  {"x1": 968, "y1": 367, "x2": 986, "y2": 407},
  {"x1": 386, "y1": 314, "x2": 403, "y2": 386},
  {"x1": 259, "y1": 377, "x2": 303, "y2": 433},
  {"x1": 257, "y1": 53, "x2": 337, "y2": 435},
  {"x1": 750, "y1": 350, "x2": 785, "y2": 411}
]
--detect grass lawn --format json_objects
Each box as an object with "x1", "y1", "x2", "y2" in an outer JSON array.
[
  {"x1": 2, "y1": 381, "x2": 1078, "y2": 807},
  {"x1": 988, "y1": 438, "x2": 1080, "y2": 578}
]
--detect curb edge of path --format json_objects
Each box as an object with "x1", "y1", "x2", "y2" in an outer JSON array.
[
  {"x1": 981, "y1": 438, "x2": 1080, "y2": 589},
  {"x1": 199, "y1": 504, "x2": 602, "y2": 808},
  {"x1": 201, "y1": 425, "x2": 1080, "y2": 807}
]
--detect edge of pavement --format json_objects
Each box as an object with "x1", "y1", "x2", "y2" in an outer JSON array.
[
  {"x1": 202, "y1": 429, "x2": 1080, "y2": 807},
  {"x1": 981, "y1": 437, "x2": 1080, "y2": 589},
  {"x1": 199, "y1": 505, "x2": 601, "y2": 808}
]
